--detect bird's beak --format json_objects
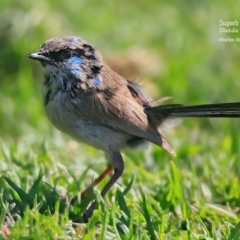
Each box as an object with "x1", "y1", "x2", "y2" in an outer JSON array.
[{"x1": 27, "y1": 52, "x2": 51, "y2": 62}]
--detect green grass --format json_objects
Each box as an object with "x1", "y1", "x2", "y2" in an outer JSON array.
[{"x1": 1, "y1": 0, "x2": 240, "y2": 239}]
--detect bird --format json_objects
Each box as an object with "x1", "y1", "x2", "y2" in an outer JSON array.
[{"x1": 27, "y1": 35, "x2": 240, "y2": 222}]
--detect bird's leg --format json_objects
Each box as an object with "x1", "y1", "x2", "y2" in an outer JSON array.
[
  {"x1": 82, "y1": 150, "x2": 124, "y2": 223},
  {"x1": 81, "y1": 165, "x2": 113, "y2": 199}
]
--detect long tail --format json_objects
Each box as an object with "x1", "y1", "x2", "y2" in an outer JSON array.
[{"x1": 146, "y1": 102, "x2": 240, "y2": 125}]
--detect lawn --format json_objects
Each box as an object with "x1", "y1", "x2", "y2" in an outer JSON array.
[{"x1": 0, "y1": 1, "x2": 240, "y2": 239}]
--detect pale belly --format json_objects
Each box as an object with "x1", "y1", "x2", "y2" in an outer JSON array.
[{"x1": 44, "y1": 93, "x2": 129, "y2": 151}]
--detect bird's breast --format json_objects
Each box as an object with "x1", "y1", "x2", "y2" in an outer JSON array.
[{"x1": 42, "y1": 88, "x2": 129, "y2": 151}]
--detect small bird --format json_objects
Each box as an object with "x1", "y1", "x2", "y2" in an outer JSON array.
[{"x1": 28, "y1": 36, "x2": 240, "y2": 222}]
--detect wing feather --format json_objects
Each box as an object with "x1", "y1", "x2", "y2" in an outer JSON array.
[{"x1": 72, "y1": 66, "x2": 175, "y2": 154}]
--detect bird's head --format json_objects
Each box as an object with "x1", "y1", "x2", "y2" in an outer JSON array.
[{"x1": 28, "y1": 36, "x2": 103, "y2": 88}]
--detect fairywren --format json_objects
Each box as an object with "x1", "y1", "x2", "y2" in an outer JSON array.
[{"x1": 28, "y1": 36, "x2": 240, "y2": 222}]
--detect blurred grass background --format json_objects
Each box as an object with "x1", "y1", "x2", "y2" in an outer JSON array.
[{"x1": 0, "y1": 0, "x2": 240, "y2": 239}]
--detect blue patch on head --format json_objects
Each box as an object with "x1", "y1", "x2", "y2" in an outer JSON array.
[
  {"x1": 72, "y1": 69, "x2": 82, "y2": 77},
  {"x1": 93, "y1": 78, "x2": 101, "y2": 85},
  {"x1": 64, "y1": 56, "x2": 82, "y2": 76},
  {"x1": 66, "y1": 66, "x2": 72, "y2": 71},
  {"x1": 67, "y1": 56, "x2": 83, "y2": 65}
]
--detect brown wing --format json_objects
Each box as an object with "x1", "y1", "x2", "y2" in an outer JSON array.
[{"x1": 72, "y1": 66, "x2": 175, "y2": 155}]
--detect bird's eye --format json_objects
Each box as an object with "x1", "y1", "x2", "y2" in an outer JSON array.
[{"x1": 61, "y1": 50, "x2": 72, "y2": 60}]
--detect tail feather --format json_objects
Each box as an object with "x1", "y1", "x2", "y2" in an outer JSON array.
[
  {"x1": 144, "y1": 102, "x2": 240, "y2": 154},
  {"x1": 147, "y1": 102, "x2": 240, "y2": 119}
]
